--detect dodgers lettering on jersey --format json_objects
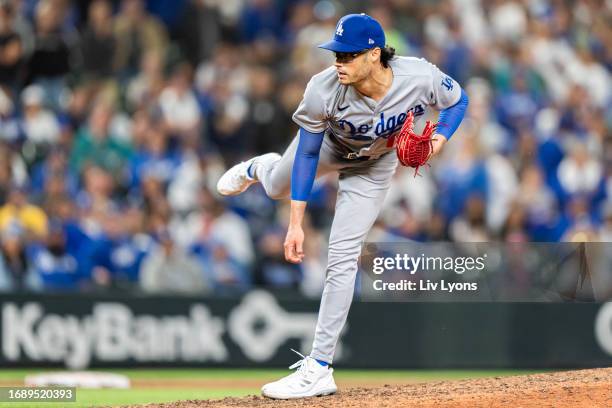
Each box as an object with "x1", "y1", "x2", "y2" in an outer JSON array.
[{"x1": 292, "y1": 56, "x2": 461, "y2": 158}]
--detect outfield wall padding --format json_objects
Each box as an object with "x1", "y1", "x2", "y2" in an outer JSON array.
[{"x1": 0, "y1": 291, "x2": 611, "y2": 369}]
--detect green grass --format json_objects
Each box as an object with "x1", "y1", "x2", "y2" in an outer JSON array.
[
  {"x1": 0, "y1": 368, "x2": 546, "y2": 407},
  {"x1": 0, "y1": 389, "x2": 256, "y2": 408}
]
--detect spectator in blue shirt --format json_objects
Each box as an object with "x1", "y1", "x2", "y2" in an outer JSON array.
[
  {"x1": 29, "y1": 222, "x2": 92, "y2": 291},
  {"x1": 128, "y1": 124, "x2": 181, "y2": 191},
  {"x1": 89, "y1": 208, "x2": 152, "y2": 290}
]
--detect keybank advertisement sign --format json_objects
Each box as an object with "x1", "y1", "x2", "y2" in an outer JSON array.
[
  {"x1": 0, "y1": 294, "x2": 611, "y2": 369},
  {"x1": 1, "y1": 291, "x2": 324, "y2": 369}
]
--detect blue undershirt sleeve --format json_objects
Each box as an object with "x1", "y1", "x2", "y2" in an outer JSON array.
[
  {"x1": 291, "y1": 128, "x2": 325, "y2": 202},
  {"x1": 436, "y1": 88, "x2": 469, "y2": 140}
]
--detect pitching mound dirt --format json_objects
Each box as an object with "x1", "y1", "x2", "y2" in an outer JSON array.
[{"x1": 128, "y1": 367, "x2": 611, "y2": 408}]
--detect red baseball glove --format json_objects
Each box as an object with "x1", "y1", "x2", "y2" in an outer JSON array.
[{"x1": 395, "y1": 111, "x2": 438, "y2": 176}]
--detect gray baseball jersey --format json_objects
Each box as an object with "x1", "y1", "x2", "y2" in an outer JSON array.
[{"x1": 292, "y1": 56, "x2": 462, "y2": 159}]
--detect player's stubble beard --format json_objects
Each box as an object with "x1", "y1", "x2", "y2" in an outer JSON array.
[{"x1": 336, "y1": 57, "x2": 372, "y2": 86}]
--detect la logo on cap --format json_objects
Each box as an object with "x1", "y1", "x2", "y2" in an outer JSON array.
[{"x1": 336, "y1": 22, "x2": 343, "y2": 36}]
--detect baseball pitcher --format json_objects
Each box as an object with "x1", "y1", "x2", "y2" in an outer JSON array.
[{"x1": 217, "y1": 13, "x2": 469, "y2": 399}]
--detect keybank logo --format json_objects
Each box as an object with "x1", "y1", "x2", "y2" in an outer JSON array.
[
  {"x1": 0, "y1": 291, "x2": 345, "y2": 368},
  {"x1": 338, "y1": 104, "x2": 425, "y2": 140}
]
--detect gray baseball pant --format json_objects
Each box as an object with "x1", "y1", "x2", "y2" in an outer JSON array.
[{"x1": 253, "y1": 134, "x2": 398, "y2": 363}]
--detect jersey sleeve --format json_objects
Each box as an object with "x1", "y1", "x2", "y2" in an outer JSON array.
[
  {"x1": 427, "y1": 61, "x2": 462, "y2": 110},
  {"x1": 292, "y1": 78, "x2": 329, "y2": 133}
]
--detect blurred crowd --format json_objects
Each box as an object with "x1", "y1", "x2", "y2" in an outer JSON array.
[{"x1": 0, "y1": 0, "x2": 610, "y2": 296}]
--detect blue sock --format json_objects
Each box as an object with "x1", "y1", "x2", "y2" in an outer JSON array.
[
  {"x1": 315, "y1": 359, "x2": 328, "y2": 367},
  {"x1": 247, "y1": 162, "x2": 254, "y2": 178}
]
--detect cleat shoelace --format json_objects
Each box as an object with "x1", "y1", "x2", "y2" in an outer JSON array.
[
  {"x1": 288, "y1": 348, "x2": 307, "y2": 370},
  {"x1": 287, "y1": 349, "x2": 313, "y2": 379}
]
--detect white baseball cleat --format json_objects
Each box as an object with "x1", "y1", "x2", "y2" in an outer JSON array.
[
  {"x1": 216, "y1": 153, "x2": 280, "y2": 196},
  {"x1": 261, "y1": 350, "x2": 337, "y2": 399}
]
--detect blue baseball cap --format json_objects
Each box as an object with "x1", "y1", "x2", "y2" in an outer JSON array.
[{"x1": 318, "y1": 13, "x2": 386, "y2": 53}]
